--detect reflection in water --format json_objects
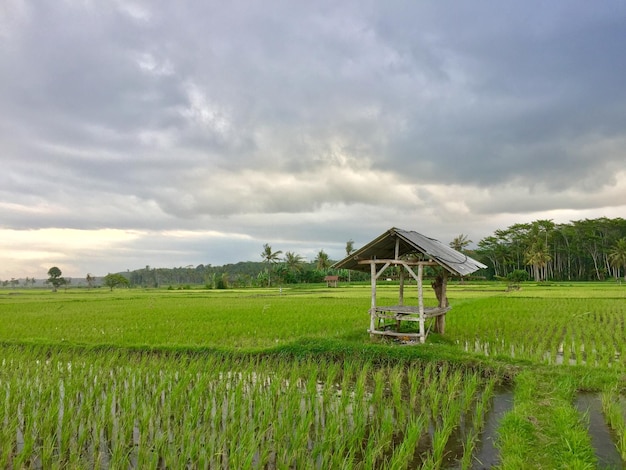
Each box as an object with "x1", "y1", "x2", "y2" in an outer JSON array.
[{"x1": 575, "y1": 393, "x2": 622, "y2": 469}]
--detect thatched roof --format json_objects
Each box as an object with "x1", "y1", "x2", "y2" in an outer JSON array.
[{"x1": 332, "y1": 227, "x2": 486, "y2": 277}]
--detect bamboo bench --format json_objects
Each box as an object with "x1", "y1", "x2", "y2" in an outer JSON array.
[{"x1": 368, "y1": 305, "x2": 451, "y2": 341}]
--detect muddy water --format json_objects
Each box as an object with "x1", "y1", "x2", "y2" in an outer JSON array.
[
  {"x1": 469, "y1": 389, "x2": 513, "y2": 470},
  {"x1": 575, "y1": 393, "x2": 622, "y2": 469},
  {"x1": 415, "y1": 389, "x2": 514, "y2": 469}
]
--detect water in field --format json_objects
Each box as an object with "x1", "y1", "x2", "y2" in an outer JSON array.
[
  {"x1": 575, "y1": 393, "x2": 622, "y2": 469},
  {"x1": 459, "y1": 338, "x2": 626, "y2": 368},
  {"x1": 412, "y1": 388, "x2": 513, "y2": 469},
  {"x1": 1, "y1": 351, "x2": 514, "y2": 469},
  {"x1": 469, "y1": 389, "x2": 513, "y2": 470}
]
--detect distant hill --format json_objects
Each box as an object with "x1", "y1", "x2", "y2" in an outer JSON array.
[{"x1": 2, "y1": 258, "x2": 372, "y2": 290}]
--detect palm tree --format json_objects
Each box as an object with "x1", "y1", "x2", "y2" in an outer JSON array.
[
  {"x1": 525, "y1": 242, "x2": 552, "y2": 281},
  {"x1": 261, "y1": 244, "x2": 283, "y2": 287},
  {"x1": 608, "y1": 238, "x2": 626, "y2": 281},
  {"x1": 274, "y1": 264, "x2": 288, "y2": 286},
  {"x1": 345, "y1": 239, "x2": 355, "y2": 282},
  {"x1": 284, "y1": 251, "x2": 304, "y2": 275},
  {"x1": 346, "y1": 239, "x2": 354, "y2": 256},
  {"x1": 450, "y1": 234, "x2": 472, "y2": 252},
  {"x1": 315, "y1": 250, "x2": 331, "y2": 271}
]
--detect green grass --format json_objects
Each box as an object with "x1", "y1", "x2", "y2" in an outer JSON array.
[
  {"x1": 0, "y1": 287, "x2": 371, "y2": 349},
  {"x1": 3, "y1": 282, "x2": 625, "y2": 369},
  {"x1": 1, "y1": 281, "x2": 626, "y2": 467},
  {"x1": 497, "y1": 371, "x2": 597, "y2": 469}
]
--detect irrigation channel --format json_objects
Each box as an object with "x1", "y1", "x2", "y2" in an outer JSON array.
[
  {"x1": 575, "y1": 394, "x2": 623, "y2": 469},
  {"x1": 468, "y1": 389, "x2": 512, "y2": 469}
]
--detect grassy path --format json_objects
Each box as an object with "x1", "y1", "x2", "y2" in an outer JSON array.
[{"x1": 498, "y1": 371, "x2": 597, "y2": 469}]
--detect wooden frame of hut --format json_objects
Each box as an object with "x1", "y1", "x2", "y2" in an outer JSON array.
[{"x1": 332, "y1": 228, "x2": 486, "y2": 343}]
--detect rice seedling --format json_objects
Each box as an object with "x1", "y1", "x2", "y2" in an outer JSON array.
[
  {"x1": 445, "y1": 292, "x2": 626, "y2": 369},
  {"x1": 3, "y1": 282, "x2": 626, "y2": 370},
  {"x1": 1, "y1": 282, "x2": 626, "y2": 467},
  {"x1": 386, "y1": 414, "x2": 427, "y2": 469},
  {"x1": 0, "y1": 342, "x2": 507, "y2": 468}
]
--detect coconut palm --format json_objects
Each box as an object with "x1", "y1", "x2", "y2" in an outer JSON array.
[
  {"x1": 284, "y1": 251, "x2": 304, "y2": 273},
  {"x1": 525, "y1": 242, "x2": 552, "y2": 282},
  {"x1": 345, "y1": 239, "x2": 355, "y2": 282},
  {"x1": 261, "y1": 244, "x2": 283, "y2": 287},
  {"x1": 450, "y1": 234, "x2": 472, "y2": 252},
  {"x1": 608, "y1": 238, "x2": 626, "y2": 281},
  {"x1": 346, "y1": 239, "x2": 355, "y2": 256},
  {"x1": 315, "y1": 250, "x2": 331, "y2": 271}
]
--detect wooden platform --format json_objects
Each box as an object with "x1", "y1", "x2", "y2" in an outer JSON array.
[
  {"x1": 372, "y1": 305, "x2": 450, "y2": 319},
  {"x1": 369, "y1": 305, "x2": 451, "y2": 343},
  {"x1": 368, "y1": 330, "x2": 421, "y2": 338}
]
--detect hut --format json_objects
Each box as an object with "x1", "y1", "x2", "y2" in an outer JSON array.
[
  {"x1": 324, "y1": 275, "x2": 339, "y2": 287},
  {"x1": 332, "y1": 227, "x2": 486, "y2": 343}
]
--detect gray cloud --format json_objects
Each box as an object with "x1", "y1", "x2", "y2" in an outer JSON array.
[{"x1": 2, "y1": 1, "x2": 626, "y2": 277}]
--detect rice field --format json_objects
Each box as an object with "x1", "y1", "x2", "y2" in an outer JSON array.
[
  {"x1": 1, "y1": 281, "x2": 626, "y2": 468},
  {"x1": 0, "y1": 346, "x2": 499, "y2": 469},
  {"x1": 448, "y1": 296, "x2": 626, "y2": 367}
]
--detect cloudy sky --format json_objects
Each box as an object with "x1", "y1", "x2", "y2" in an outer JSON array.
[{"x1": 2, "y1": 1, "x2": 626, "y2": 279}]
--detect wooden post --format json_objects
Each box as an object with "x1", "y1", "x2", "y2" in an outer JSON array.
[
  {"x1": 418, "y1": 263, "x2": 425, "y2": 343},
  {"x1": 397, "y1": 269, "x2": 404, "y2": 330},
  {"x1": 432, "y1": 271, "x2": 449, "y2": 334},
  {"x1": 435, "y1": 269, "x2": 449, "y2": 334},
  {"x1": 395, "y1": 237, "x2": 402, "y2": 331},
  {"x1": 370, "y1": 261, "x2": 377, "y2": 336}
]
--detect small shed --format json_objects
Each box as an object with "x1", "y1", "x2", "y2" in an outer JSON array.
[
  {"x1": 324, "y1": 275, "x2": 339, "y2": 287},
  {"x1": 332, "y1": 227, "x2": 486, "y2": 343}
]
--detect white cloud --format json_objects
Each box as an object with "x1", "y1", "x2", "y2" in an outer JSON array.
[
  {"x1": 0, "y1": 0, "x2": 31, "y2": 38},
  {"x1": 114, "y1": 1, "x2": 151, "y2": 22},
  {"x1": 0, "y1": 229, "x2": 141, "y2": 278},
  {"x1": 180, "y1": 82, "x2": 232, "y2": 136},
  {"x1": 136, "y1": 52, "x2": 174, "y2": 76}
]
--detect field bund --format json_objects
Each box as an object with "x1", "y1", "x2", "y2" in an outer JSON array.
[{"x1": 1, "y1": 282, "x2": 625, "y2": 468}]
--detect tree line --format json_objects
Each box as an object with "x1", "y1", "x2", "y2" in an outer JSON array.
[
  {"x1": 124, "y1": 241, "x2": 369, "y2": 288},
  {"x1": 5, "y1": 219, "x2": 626, "y2": 289},
  {"x1": 126, "y1": 260, "x2": 345, "y2": 289},
  {"x1": 94, "y1": 219, "x2": 626, "y2": 287},
  {"x1": 474, "y1": 217, "x2": 626, "y2": 281}
]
